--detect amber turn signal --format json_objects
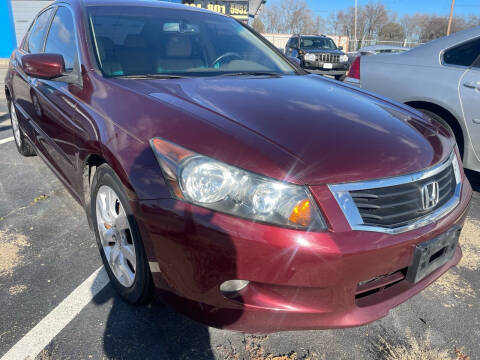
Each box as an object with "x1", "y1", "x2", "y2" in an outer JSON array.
[{"x1": 289, "y1": 199, "x2": 312, "y2": 227}]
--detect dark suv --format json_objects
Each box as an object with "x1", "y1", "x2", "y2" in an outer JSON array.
[{"x1": 285, "y1": 35, "x2": 349, "y2": 80}]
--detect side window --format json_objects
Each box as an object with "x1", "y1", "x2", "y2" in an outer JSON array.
[
  {"x1": 44, "y1": 7, "x2": 78, "y2": 71},
  {"x1": 443, "y1": 38, "x2": 480, "y2": 68},
  {"x1": 292, "y1": 37, "x2": 298, "y2": 48},
  {"x1": 27, "y1": 8, "x2": 54, "y2": 53}
]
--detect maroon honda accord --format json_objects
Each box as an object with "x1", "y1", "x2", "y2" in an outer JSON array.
[{"x1": 4, "y1": 0, "x2": 472, "y2": 332}]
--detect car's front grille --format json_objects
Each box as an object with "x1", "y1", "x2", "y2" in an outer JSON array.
[
  {"x1": 316, "y1": 53, "x2": 340, "y2": 63},
  {"x1": 328, "y1": 152, "x2": 462, "y2": 234},
  {"x1": 350, "y1": 165, "x2": 456, "y2": 228}
]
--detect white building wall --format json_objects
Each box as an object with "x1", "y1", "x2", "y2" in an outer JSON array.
[{"x1": 11, "y1": 1, "x2": 52, "y2": 45}]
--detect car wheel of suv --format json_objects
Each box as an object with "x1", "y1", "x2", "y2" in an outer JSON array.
[
  {"x1": 9, "y1": 101, "x2": 36, "y2": 157},
  {"x1": 91, "y1": 164, "x2": 153, "y2": 304}
]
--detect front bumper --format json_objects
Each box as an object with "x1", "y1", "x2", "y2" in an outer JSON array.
[
  {"x1": 303, "y1": 61, "x2": 349, "y2": 76},
  {"x1": 133, "y1": 179, "x2": 472, "y2": 333}
]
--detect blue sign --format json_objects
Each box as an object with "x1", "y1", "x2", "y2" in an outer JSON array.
[{"x1": 0, "y1": 0, "x2": 16, "y2": 58}]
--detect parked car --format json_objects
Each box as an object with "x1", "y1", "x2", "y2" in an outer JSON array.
[
  {"x1": 285, "y1": 35, "x2": 349, "y2": 80},
  {"x1": 347, "y1": 44, "x2": 410, "y2": 64},
  {"x1": 5, "y1": 0, "x2": 472, "y2": 333},
  {"x1": 346, "y1": 27, "x2": 480, "y2": 173}
]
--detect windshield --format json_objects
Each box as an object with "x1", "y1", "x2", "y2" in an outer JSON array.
[
  {"x1": 300, "y1": 37, "x2": 337, "y2": 51},
  {"x1": 87, "y1": 6, "x2": 296, "y2": 78}
]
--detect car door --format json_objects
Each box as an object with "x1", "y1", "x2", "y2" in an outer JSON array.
[
  {"x1": 11, "y1": 7, "x2": 55, "y2": 142},
  {"x1": 460, "y1": 59, "x2": 480, "y2": 159},
  {"x1": 31, "y1": 5, "x2": 82, "y2": 190},
  {"x1": 444, "y1": 37, "x2": 480, "y2": 160}
]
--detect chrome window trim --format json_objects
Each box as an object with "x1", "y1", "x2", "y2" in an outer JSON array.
[{"x1": 329, "y1": 152, "x2": 462, "y2": 234}]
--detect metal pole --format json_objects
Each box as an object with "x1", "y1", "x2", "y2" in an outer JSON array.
[
  {"x1": 354, "y1": 0, "x2": 358, "y2": 50},
  {"x1": 447, "y1": 0, "x2": 455, "y2": 36}
]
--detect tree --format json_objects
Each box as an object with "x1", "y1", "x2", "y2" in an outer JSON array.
[
  {"x1": 259, "y1": 0, "x2": 480, "y2": 47},
  {"x1": 379, "y1": 22, "x2": 405, "y2": 42},
  {"x1": 420, "y1": 15, "x2": 449, "y2": 41},
  {"x1": 252, "y1": 16, "x2": 265, "y2": 33},
  {"x1": 400, "y1": 13, "x2": 424, "y2": 44},
  {"x1": 328, "y1": 2, "x2": 388, "y2": 49},
  {"x1": 258, "y1": 0, "x2": 325, "y2": 34}
]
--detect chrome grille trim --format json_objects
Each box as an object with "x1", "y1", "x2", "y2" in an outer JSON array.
[
  {"x1": 328, "y1": 152, "x2": 462, "y2": 234},
  {"x1": 317, "y1": 53, "x2": 340, "y2": 63}
]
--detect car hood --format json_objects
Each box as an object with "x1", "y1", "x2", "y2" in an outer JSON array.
[
  {"x1": 302, "y1": 49, "x2": 345, "y2": 55},
  {"x1": 110, "y1": 74, "x2": 453, "y2": 185}
]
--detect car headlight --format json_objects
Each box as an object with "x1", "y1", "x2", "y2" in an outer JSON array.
[
  {"x1": 150, "y1": 137, "x2": 327, "y2": 230},
  {"x1": 340, "y1": 55, "x2": 349, "y2": 62},
  {"x1": 304, "y1": 53, "x2": 316, "y2": 62}
]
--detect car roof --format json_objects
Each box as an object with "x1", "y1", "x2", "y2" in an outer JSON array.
[
  {"x1": 299, "y1": 35, "x2": 328, "y2": 38},
  {"x1": 63, "y1": 0, "x2": 213, "y2": 14},
  {"x1": 365, "y1": 25, "x2": 479, "y2": 66},
  {"x1": 358, "y1": 45, "x2": 409, "y2": 52},
  {"x1": 409, "y1": 25, "x2": 480, "y2": 55}
]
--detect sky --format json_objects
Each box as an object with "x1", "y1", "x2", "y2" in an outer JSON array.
[{"x1": 269, "y1": 0, "x2": 480, "y2": 17}]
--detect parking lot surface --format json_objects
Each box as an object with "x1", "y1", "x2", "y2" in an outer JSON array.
[{"x1": 0, "y1": 70, "x2": 479, "y2": 359}]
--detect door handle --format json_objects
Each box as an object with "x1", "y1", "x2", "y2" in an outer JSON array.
[{"x1": 463, "y1": 81, "x2": 480, "y2": 90}]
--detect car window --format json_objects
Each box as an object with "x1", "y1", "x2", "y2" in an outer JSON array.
[
  {"x1": 443, "y1": 37, "x2": 480, "y2": 68},
  {"x1": 44, "y1": 7, "x2": 78, "y2": 71},
  {"x1": 300, "y1": 37, "x2": 337, "y2": 50},
  {"x1": 87, "y1": 6, "x2": 296, "y2": 77},
  {"x1": 472, "y1": 55, "x2": 480, "y2": 69},
  {"x1": 27, "y1": 8, "x2": 54, "y2": 53}
]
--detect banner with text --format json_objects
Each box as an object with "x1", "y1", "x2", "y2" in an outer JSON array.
[{"x1": 182, "y1": 1, "x2": 249, "y2": 21}]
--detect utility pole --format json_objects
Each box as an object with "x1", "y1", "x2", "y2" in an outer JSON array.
[
  {"x1": 354, "y1": 0, "x2": 358, "y2": 50},
  {"x1": 447, "y1": 0, "x2": 455, "y2": 36}
]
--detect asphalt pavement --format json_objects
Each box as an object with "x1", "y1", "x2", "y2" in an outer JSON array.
[{"x1": 0, "y1": 66, "x2": 479, "y2": 359}]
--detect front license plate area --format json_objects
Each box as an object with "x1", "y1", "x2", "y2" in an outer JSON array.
[
  {"x1": 406, "y1": 225, "x2": 462, "y2": 283},
  {"x1": 323, "y1": 63, "x2": 333, "y2": 69}
]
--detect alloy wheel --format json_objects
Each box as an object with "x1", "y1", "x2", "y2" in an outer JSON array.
[
  {"x1": 95, "y1": 185, "x2": 137, "y2": 287},
  {"x1": 10, "y1": 102, "x2": 21, "y2": 146}
]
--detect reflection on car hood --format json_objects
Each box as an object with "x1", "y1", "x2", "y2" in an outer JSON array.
[{"x1": 112, "y1": 74, "x2": 454, "y2": 185}]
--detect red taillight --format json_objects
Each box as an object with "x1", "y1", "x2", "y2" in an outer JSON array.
[{"x1": 348, "y1": 56, "x2": 361, "y2": 80}]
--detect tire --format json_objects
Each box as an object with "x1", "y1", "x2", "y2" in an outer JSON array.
[
  {"x1": 417, "y1": 108, "x2": 464, "y2": 157},
  {"x1": 9, "y1": 101, "x2": 36, "y2": 157},
  {"x1": 91, "y1": 164, "x2": 153, "y2": 304},
  {"x1": 335, "y1": 74, "x2": 346, "y2": 82}
]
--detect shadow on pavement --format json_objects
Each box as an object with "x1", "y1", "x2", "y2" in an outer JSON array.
[
  {"x1": 0, "y1": 113, "x2": 9, "y2": 123},
  {"x1": 93, "y1": 285, "x2": 216, "y2": 360}
]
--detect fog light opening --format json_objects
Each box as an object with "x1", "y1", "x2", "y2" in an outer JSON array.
[{"x1": 220, "y1": 280, "x2": 249, "y2": 298}]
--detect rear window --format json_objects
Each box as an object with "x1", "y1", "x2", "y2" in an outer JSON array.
[
  {"x1": 87, "y1": 6, "x2": 296, "y2": 77},
  {"x1": 443, "y1": 37, "x2": 480, "y2": 68}
]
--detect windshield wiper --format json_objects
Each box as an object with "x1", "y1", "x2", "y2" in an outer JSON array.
[
  {"x1": 216, "y1": 71, "x2": 282, "y2": 77},
  {"x1": 112, "y1": 74, "x2": 187, "y2": 79}
]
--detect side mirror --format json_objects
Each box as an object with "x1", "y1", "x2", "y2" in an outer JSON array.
[
  {"x1": 22, "y1": 53, "x2": 65, "y2": 79},
  {"x1": 338, "y1": 46, "x2": 344, "y2": 51}
]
